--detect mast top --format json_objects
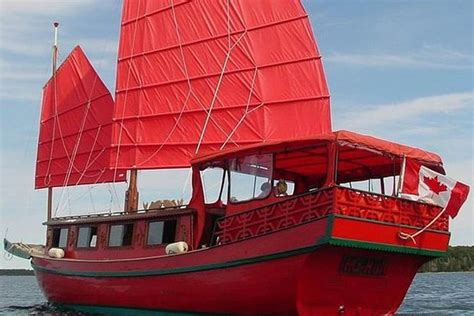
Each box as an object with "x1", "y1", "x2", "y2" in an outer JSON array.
[{"x1": 53, "y1": 22, "x2": 59, "y2": 47}]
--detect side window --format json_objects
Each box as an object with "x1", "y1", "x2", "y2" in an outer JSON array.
[
  {"x1": 201, "y1": 167, "x2": 226, "y2": 204},
  {"x1": 77, "y1": 226, "x2": 98, "y2": 248},
  {"x1": 108, "y1": 224, "x2": 134, "y2": 247},
  {"x1": 229, "y1": 154, "x2": 273, "y2": 203},
  {"x1": 147, "y1": 219, "x2": 177, "y2": 245},
  {"x1": 273, "y1": 179, "x2": 295, "y2": 197},
  {"x1": 52, "y1": 228, "x2": 68, "y2": 248}
]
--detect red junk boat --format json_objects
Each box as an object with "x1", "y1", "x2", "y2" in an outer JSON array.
[{"x1": 4, "y1": 1, "x2": 466, "y2": 315}]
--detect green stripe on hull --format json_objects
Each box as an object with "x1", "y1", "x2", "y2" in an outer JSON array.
[
  {"x1": 32, "y1": 236, "x2": 444, "y2": 278},
  {"x1": 32, "y1": 245, "x2": 320, "y2": 278},
  {"x1": 56, "y1": 303, "x2": 212, "y2": 315},
  {"x1": 327, "y1": 237, "x2": 446, "y2": 257}
]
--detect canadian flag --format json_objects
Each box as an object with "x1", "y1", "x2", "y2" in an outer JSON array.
[{"x1": 401, "y1": 158, "x2": 470, "y2": 218}]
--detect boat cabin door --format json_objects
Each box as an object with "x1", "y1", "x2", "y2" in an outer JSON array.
[{"x1": 199, "y1": 166, "x2": 229, "y2": 247}]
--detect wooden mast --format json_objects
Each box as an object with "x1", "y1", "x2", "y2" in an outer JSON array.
[
  {"x1": 125, "y1": 170, "x2": 139, "y2": 213},
  {"x1": 47, "y1": 22, "x2": 60, "y2": 221}
]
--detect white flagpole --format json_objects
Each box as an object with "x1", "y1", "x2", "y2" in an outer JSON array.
[{"x1": 397, "y1": 155, "x2": 407, "y2": 197}]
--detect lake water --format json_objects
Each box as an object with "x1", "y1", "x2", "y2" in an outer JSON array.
[{"x1": 0, "y1": 272, "x2": 473, "y2": 315}]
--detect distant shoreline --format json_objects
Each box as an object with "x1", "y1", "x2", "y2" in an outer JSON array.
[{"x1": 0, "y1": 269, "x2": 35, "y2": 276}]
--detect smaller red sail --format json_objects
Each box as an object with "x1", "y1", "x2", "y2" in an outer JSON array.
[{"x1": 35, "y1": 46, "x2": 126, "y2": 189}]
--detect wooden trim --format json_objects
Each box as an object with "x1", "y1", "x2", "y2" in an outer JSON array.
[{"x1": 45, "y1": 208, "x2": 194, "y2": 226}]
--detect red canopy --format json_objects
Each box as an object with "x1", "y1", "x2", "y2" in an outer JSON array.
[
  {"x1": 35, "y1": 46, "x2": 126, "y2": 189},
  {"x1": 111, "y1": 0, "x2": 331, "y2": 170},
  {"x1": 191, "y1": 130, "x2": 444, "y2": 176}
]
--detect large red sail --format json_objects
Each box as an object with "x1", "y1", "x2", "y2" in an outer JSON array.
[
  {"x1": 35, "y1": 46, "x2": 126, "y2": 189},
  {"x1": 112, "y1": 0, "x2": 331, "y2": 170}
]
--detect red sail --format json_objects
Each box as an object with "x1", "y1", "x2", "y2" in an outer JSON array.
[
  {"x1": 112, "y1": 0, "x2": 331, "y2": 170},
  {"x1": 35, "y1": 46, "x2": 126, "y2": 189}
]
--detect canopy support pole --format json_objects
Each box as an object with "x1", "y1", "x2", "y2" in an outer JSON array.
[{"x1": 125, "y1": 170, "x2": 139, "y2": 213}]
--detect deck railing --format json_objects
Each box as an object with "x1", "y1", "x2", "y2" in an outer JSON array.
[{"x1": 212, "y1": 186, "x2": 448, "y2": 245}]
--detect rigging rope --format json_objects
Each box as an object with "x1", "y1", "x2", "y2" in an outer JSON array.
[
  {"x1": 54, "y1": 73, "x2": 100, "y2": 217},
  {"x1": 398, "y1": 207, "x2": 447, "y2": 244},
  {"x1": 49, "y1": 0, "x2": 123, "y2": 216}
]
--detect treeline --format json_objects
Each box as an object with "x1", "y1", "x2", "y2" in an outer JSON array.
[
  {"x1": 419, "y1": 246, "x2": 474, "y2": 272},
  {"x1": 0, "y1": 269, "x2": 35, "y2": 276}
]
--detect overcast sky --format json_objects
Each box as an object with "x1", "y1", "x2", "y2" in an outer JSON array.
[{"x1": 1, "y1": 0, "x2": 472, "y2": 269}]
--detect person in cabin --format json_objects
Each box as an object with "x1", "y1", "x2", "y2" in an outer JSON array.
[
  {"x1": 258, "y1": 182, "x2": 272, "y2": 199},
  {"x1": 276, "y1": 179, "x2": 288, "y2": 197}
]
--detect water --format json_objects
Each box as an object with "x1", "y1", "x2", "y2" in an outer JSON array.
[{"x1": 0, "y1": 273, "x2": 473, "y2": 315}]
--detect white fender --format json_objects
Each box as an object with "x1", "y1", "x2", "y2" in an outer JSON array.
[
  {"x1": 165, "y1": 241, "x2": 188, "y2": 255},
  {"x1": 48, "y1": 248, "x2": 65, "y2": 258}
]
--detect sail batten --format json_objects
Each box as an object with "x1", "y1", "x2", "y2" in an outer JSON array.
[
  {"x1": 118, "y1": 14, "x2": 310, "y2": 61},
  {"x1": 40, "y1": 93, "x2": 111, "y2": 124},
  {"x1": 111, "y1": 0, "x2": 331, "y2": 170},
  {"x1": 35, "y1": 46, "x2": 126, "y2": 189},
  {"x1": 115, "y1": 55, "x2": 322, "y2": 94}
]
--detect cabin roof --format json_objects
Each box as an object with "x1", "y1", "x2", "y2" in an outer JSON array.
[
  {"x1": 191, "y1": 130, "x2": 444, "y2": 173},
  {"x1": 45, "y1": 207, "x2": 194, "y2": 226}
]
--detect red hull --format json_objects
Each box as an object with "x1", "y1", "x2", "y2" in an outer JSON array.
[
  {"x1": 34, "y1": 247, "x2": 425, "y2": 315},
  {"x1": 32, "y1": 213, "x2": 446, "y2": 315}
]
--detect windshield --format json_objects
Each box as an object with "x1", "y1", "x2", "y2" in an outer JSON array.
[{"x1": 229, "y1": 154, "x2": 273, "y2": 203}]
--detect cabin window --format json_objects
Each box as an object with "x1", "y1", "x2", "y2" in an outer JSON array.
[
  {"x1": 108, "y1": 224, "x2": 134, "y2": 247},
  {"x1": 77, "y1": 226, "x2": 98, "y2": 248},
  {"x1": 147, "y1": 219, "x2": 177, "y2": 245},
  {"x1": 339, "y1": 176, "x2": 399, "y2": 196},
  {"x1": 201, "y1": 167, "x2": 227, "y2": 204},
  {"x1": 52, "y1": 228, "x2": 68, "y2": 248},
  {"x1": 229, "y1": 154, "x2": 273, "y2": 203}
]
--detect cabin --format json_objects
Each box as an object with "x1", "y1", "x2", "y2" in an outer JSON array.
[{"x1": 45, "y1": 130, "x2": 448, "y2": 260}]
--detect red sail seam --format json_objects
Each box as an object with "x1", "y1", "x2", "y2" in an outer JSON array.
[
  {"x1": 36, "y1": 148, "x2": 108, "y2": 163},
  {"x1": 38, "y1": 124, "x2": 112, "y2": 145},
  {"x1": 115, "y1": 55, "x2": 322, "y2": 94},
  {"x1": 121, "y1": 0, "x2": 190, "y2": 26},
  {"x1": 119, "y1": 14, "x2": 310, "y2": 62},
  {"x1": 37, "y1": 169, "x2": 106, "y2": 180},
  {"x1": 41, "y1": 92, "x2": 111, "y2": 123},
  {"x1": 220, "y1": 69, "x2": 261, "y2": 150},
  {"x1": 35, "y1": 170, "x2": 110, "y2": 186},
  {"x1": 110, "y1": 140, "x2": 259, "y2": 147},
  {"x1": 112, "y1": 95, "x2": 330, "y2": 122}
]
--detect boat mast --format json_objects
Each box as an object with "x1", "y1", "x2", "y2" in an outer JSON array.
[
  {"x1": 125, "y1": 170, "x2": 139, "y2": 213},
  {"x1": 47, "y1": 22, "x2": 59, "y2": 221}
]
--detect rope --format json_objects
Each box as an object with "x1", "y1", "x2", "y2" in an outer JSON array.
[
  {"x1": 74, "y1": 126, "x2": 103, "y2": 184},
  {"x1": 54, "y1": 0, "x2": 123, "y2": 214},
  {"x1": 54, "y1": 73, "x2": 100, "y2": 217},
  {"x1": 398, "y1": 207, "x2": 446, "y2": 244},
  {"x1": 88, "y1": 186, "x2": 96, "y2": 213},
  {"x1": 180, "y1": 168, "x2": 193, "y2": 202},
  {"x1": 44, "y1": 0, "x2": 123, "y2": 217},
  {"x1": 195, "y1": 30, "x2": 248, "y2": 155},
  {"x1": 135, "y1": 0, "x2": 193, "y2": 167},
  {"x1": 220, "y1": 69, "x2": 260, "y2": 150}
]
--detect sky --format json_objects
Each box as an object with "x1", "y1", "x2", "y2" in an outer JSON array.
[{"x1": 0, "y1": 0, "x2": 472, "y2": 269}]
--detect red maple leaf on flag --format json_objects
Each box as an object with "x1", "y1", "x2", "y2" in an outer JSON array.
[{"x1": 423, "y1": 176, "x2": 448, "y2": 194}]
